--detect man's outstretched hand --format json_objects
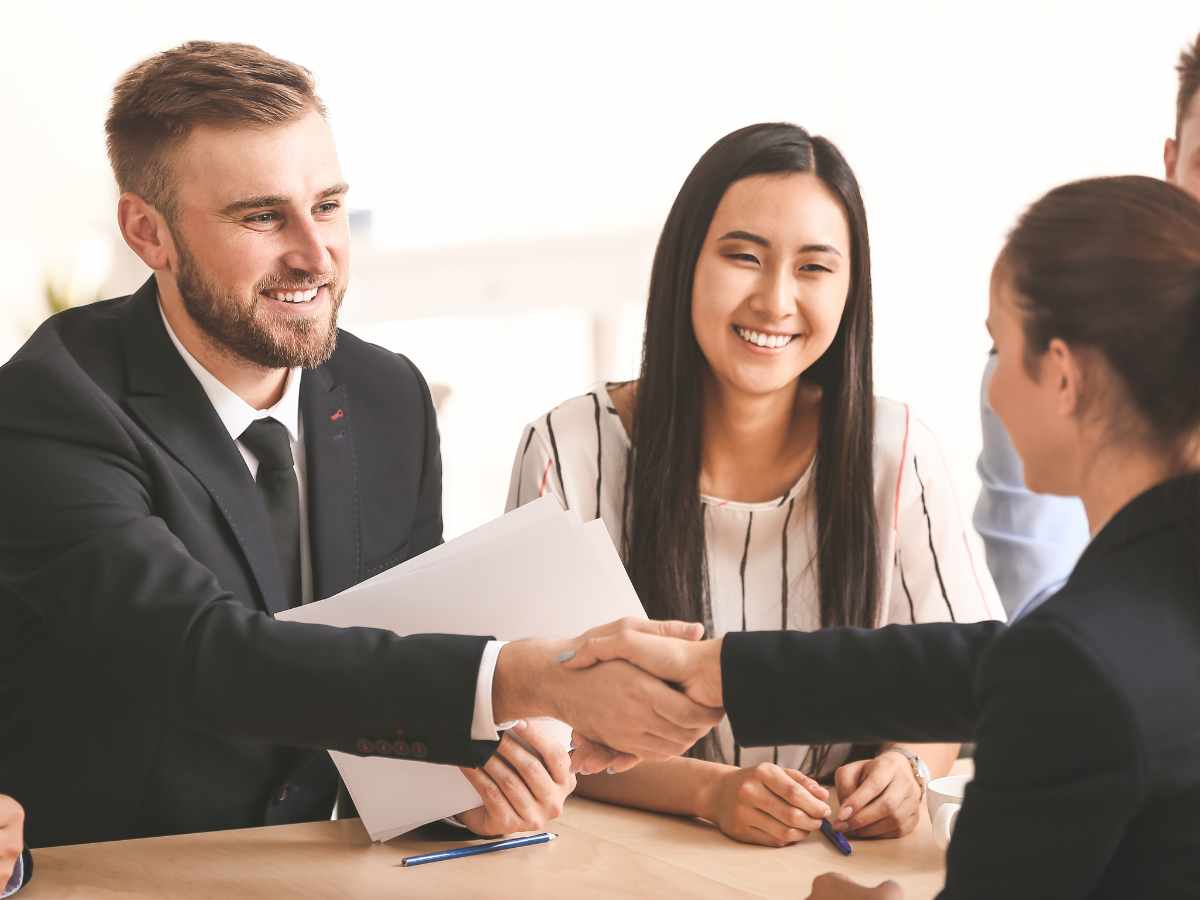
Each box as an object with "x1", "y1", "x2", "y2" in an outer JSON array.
[
  {"x1": 492, "y1": 618, "x2": 724, "y2": 775},
  {"x1": 560, "y1": 624, "x2": 725, "y2": 709}
]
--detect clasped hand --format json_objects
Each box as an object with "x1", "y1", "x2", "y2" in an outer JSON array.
[
  {"x1": 556, "y1": 618, "x2": 725, "y2": 774},
  {"x1": 494, "y1": 618, "x2": 725, "y2": 776},
  {"x1": 457, "y1": 720, "x2": 575, "y2": 836}
]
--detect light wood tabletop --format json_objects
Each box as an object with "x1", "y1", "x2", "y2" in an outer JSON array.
[{"x1": 23, "y1": 763, "x2": 970, "y2": 899}]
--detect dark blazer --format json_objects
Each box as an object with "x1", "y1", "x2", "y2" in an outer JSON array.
[
  {"x1": 722, "y1": 474, "x2": 1200, "y2": 899},
  {"x1": 0, "y1": 278, "x2": 497, "y2": 848}
]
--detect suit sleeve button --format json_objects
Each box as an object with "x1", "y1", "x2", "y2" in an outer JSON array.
[
  {"x1": 410, "y1": 741, "x2": 428, "y2": 759},
  {"x1": 356, "y1": 739, "x2": 373, "y2": 754}
]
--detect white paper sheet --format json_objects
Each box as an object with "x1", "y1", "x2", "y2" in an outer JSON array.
[
  {"x1": 334, "y1": 495, "x2": 569, "y2": 597},
  {"x1": 277, "y1": 503, "x2": 643, "y2": 841}
]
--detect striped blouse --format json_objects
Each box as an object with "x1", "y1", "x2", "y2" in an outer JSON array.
[{"x1": 506, "y1": 384, "x2": 1004, "y2": 777}]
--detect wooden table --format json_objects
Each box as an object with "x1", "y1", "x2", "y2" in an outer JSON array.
[{"x1": 24, "y1": 767, "x2": 967, "y2": 899}]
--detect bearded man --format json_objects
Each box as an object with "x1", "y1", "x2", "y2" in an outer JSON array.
[{"x1": 0, "y1": 41, "x2": 719, "y2": 851}]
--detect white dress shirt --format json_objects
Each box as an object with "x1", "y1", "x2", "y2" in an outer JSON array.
[
  {"x1": 158, "y1": 303, "x2": 506, "y2": 741},
  {"x1": 510, "y1": 384, "x2": 1003, "y2": 775}
]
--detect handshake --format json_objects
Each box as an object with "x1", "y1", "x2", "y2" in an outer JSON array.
[{"x1": 491, "y1": 618, "x2": 726, "y2": 775}]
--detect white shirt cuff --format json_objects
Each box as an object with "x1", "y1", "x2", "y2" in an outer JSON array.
[
  {"x1": 471, "y1": 640, "x2": 517, "y2": 741},
  {"x1": 2, "y1": 852, "x2": 23, "y2": 898}
]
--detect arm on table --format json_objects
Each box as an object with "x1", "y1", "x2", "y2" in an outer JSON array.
[
  {"x1": 832, "y1": 741, "x2": 959, "y2": 839},
  {"x1": 578, "y1": 756, "x2": 832, "y2": 847}
]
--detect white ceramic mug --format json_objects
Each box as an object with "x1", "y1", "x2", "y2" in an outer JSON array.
[{"x1": 926, "y1": 774, "x2": 971, "y2": 850}]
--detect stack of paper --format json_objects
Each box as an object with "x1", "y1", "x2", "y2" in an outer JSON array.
[{"x1": 277, "y1": 497, "x2": 645, "y2": 841}]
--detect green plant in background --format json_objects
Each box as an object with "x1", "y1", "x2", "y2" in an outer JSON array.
[
  {"x1": 45, "y1": 282, "x2": 103, "y2": 315},
  {"x1": 43, "y1": 235, "x2": 112, "y2": 317}
]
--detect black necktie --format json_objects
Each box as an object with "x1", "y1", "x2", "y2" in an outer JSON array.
[{"x1": 240, "y1": 418, "x2": 301, "y2": 609}]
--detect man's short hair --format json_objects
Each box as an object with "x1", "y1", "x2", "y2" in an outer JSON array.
[
  {"x1": 1176, "y1": 32, "x2": 1200, "y2": 140},
  {"x1": 105, "y1": 41, "x2": 326, "y2": 221}
]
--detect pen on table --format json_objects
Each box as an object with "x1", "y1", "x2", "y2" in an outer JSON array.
[
  {"x1": 399, "y1": 832, "x2": 557, "y2": 867},
  {"x1": 820, "y1": 819, "x2": 852, "y2": 856}
]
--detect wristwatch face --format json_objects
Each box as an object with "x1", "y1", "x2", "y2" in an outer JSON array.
[{"x1": 914, "y1": 756, "x2": 931, "y2": 784}]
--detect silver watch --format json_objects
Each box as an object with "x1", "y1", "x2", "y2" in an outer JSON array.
[{"x1": 883, "y1": 747, "x2": 930, "y2": 798}]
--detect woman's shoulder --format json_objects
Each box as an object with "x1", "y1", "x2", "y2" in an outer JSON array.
[
  {"x1": 521, "y1": 383, "x2": 630, "y2": 448},
  {"x1": 510, "y1": 384, "x2": 631, "y2": 520},
  {"x1": 974, "y1": 612, "x2": 1146, "y2": 809},
  {"x1": 1027, "y1": 545, "x2": 1198, "y2": 719},
  {"x1": 870, "y1": 397, "x2": 945, "y2": 471}
]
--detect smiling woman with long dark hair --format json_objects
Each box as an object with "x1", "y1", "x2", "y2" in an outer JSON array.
[{"x1": 506, "y1": 123, "x2": 1002, "y2": 846}]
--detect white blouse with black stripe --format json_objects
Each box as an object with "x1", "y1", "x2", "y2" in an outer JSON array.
[{"x1": 506, "y1": 384, "x2": 1005, "y2": 777}]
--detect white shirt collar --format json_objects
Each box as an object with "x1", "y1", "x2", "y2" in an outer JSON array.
[{"x1": 157, "y1": 301, "x2": 302, "y2": 444}]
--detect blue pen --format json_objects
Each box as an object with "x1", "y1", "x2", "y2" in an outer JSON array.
[
  {"x1": 400, "y1": 832, "x2": 557, "y2": 867},
  {"x1": 820, "y1": 819, "x2": 852, "y2": 856}
]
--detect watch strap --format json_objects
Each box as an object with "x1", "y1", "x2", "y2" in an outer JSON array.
[{"x1": 882, "y1": 747, "x2": 929, "y2": 797}]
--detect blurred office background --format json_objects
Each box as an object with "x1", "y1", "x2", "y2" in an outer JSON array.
[{"x1": 2, "y1": 0, "x2": 1195, "y2": 537}]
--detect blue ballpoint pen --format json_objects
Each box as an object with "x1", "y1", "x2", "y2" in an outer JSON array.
[
  {"x1": 819, "y1": 819, "x2": 853, "y2": 856},
  {"x1": 400, "y1": 832, "x2": 557, "y2": 867}
]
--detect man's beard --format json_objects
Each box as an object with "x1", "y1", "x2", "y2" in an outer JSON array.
[{"x1": 174, "y1": 234, "x2": 345, "y2": 370}]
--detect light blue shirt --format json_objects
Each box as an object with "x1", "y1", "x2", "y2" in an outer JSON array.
[{"x1": 973, "y1": 355, "x2": 1090, "y2": 619}]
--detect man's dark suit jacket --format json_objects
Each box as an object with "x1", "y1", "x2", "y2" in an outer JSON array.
[
  {"x1": 0, "y1": 278, "x2": 497, "y2": 848},
  {"x1": 723, "y1": 474, "x2": 1200, "y2": 899}
]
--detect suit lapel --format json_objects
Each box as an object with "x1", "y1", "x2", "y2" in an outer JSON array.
[
  {"x1": 120, "y1": 278, "x2": 290, "y2": 615},
  {"x1": 301, "y1": 366, "x2": 361, "y2": 600}
]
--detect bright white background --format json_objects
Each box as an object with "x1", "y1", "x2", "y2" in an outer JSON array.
[{"x1": 2, "y1": 1, "x2": 1196, "y2": 536}]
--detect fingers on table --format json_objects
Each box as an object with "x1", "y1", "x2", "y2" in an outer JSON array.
[
  {"x1": 742, "y1": 805, "x2": 814, "y2": 847},
  {"x1": 833, "y1": 759, "x2": 868, "y2": 801},
  {"x1": 836, "y1": 761, "x2": 891, "y2": 825},
  {"x1": 781, "y1": 767, "x2": 830, "y2": 802},
  {"x1": 758, "y1": 764, "x2": 832, "y2": 820},
  {"x1": 843, "y1": 778, "x2": 918, "y2": 836}
]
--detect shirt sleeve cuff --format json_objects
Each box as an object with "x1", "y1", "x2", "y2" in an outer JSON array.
[
  {"x1": 2, "y1": 851, "x2": 24, "y2": 897},
  {"x1": 471, "y1": 640, "x2": 517, "y2": 741}
]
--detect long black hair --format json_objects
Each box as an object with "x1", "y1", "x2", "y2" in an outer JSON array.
[{"x1": 622, "y1": 123, "x2": 879, "y2": 767}]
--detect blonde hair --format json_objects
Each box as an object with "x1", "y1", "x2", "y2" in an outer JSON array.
[{"x1": 105, "y1": 41, "x2": 325, "y2": 220}]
